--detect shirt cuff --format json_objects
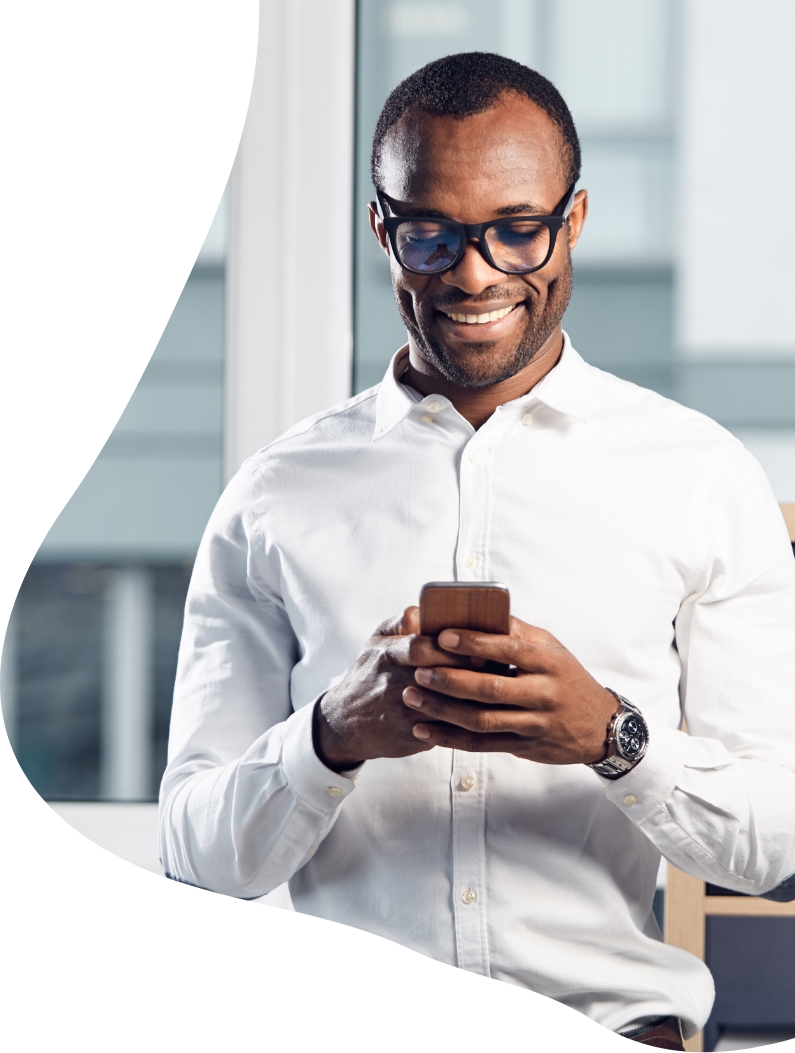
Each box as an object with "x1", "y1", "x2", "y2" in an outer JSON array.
[
  {"x1": 599, "y1": 723, "x2": 690, "y2": 820},
  {"x1": 280, "y1": 701, "x2": 358, "y2": 813}
]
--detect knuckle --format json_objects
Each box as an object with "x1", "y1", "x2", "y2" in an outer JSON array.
[
  {"x1": 504, "y1": 637, "x2": 522, "y2": 662},
  {"x1": 474, "y1": 709, "x2": 494, "y2": 733},
  {"x1": 485, "y1": 675, "x2": 506, "y2": 704},
  {"x1": 376, "y1": 647, "x2": 396, "y2": 670},
  {"x1": 539, "y1": 686, "x2": 558, "y2": 711},
  {"x1": 373, "y1": 614, "x2": 400, "y2": 638},
  {"x1": 539, "y1": 629, "x2": 560, "y2": 652},
  {"x1": 406, "y1": 636, "x2": 425, "y2": 664}
]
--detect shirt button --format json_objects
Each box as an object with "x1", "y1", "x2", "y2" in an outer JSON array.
[
  {"x1": 426, "y1": 400, "x2": 441, "y2": 413},
  {"x1": 522, "y1": 413, "x2": 534, "y2": 426},
  {"x1": 463, "y1": 552, "x2": 479, "y2": 568},
  {"x1": 622, "y1": 794, "x2": 638, "y2": 806},
  {"x1": 468, "y1": 448, "x2": 483, "y2": 463},
  {"x1": 421, "y1": 415, "x2": 434, "y2": 423},
  {"x1": 327, "y1": 786, "x2": 344, "y2": 797},
  {"x1": 460, "y1": 773, "x2": 476, "y2": 791},
  {"x1": 461, "y1": 888, "x2": 478, "y2": 905}
]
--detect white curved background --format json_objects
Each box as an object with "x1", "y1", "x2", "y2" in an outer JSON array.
[{"x1": 0, "y1": 3, "x2": 675, "y2": 1050}]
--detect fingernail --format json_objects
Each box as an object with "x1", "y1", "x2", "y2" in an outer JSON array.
[
  {"x1": 415, "y1": 668, "x2": 433, "y2": 686},
  {"x1": 439, "y1": 631, "x2": 460, "y2": 648},
  {"x1": 413, "y1": 724, "x2": 431, "y2": 740},
  {"x1": 403, "y1": 687, "x2": 423, "y2": 708}
]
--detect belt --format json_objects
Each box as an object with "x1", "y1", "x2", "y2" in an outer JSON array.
[{"x1": 619, "y1": 1016, "x2": 685, "y2": 1050}]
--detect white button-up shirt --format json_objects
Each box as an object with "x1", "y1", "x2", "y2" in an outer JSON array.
[{"x1": 160, "y1": 335, "x2": 795, "y2": 1037}]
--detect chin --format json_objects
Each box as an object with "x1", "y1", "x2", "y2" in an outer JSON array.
[{"x1": 426, "y1": 336, "x2": 534, "y2": 389}]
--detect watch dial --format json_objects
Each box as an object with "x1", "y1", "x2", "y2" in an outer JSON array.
[{"x1": 617, "y1": 715, "x2": 646, "y2": 759}]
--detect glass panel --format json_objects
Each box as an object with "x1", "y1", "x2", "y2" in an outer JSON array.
[
  {"x1": 353, "y1": 0, "x2": 676, "y2": 393},
  {"x1": 354, "y1": 1, "x2": 795, "y2": 500},
  {"x1": 2, "y1": 195, "x2": 227, "y2": 800},
  {"x1": 548, "y1": 0, "x2": 671, "y2": 132},
  {"x1": 575, "y1": 143, "x2": 673, "y2": 262}
]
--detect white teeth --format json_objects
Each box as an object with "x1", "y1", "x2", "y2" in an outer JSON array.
[{"x1": 445, "y1": 304, "x2": 516, "y2": 324}]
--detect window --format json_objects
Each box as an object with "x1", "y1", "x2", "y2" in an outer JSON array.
[
  {"x1": 2, "y1": 198, "x2": 227, "y2": 800},
  {"x1": 353, "y1": 0, "x2": 795, "y2": 501}
]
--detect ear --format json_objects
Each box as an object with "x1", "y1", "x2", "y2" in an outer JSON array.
[
  {"x1": 566, "y1": 189, "x2": 588, "y2": 250},
  {"x1": 368, "y1": 200, "x2": 391, "y2": 257}
]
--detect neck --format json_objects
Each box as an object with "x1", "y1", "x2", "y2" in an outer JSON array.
[{"x1": 403, "y1": 325, "x2": 564, "y2": 430}]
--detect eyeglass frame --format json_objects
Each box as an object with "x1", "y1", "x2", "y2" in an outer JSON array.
[{"x1": 374, "y1": 182, "x2": 578, "y2": 277}]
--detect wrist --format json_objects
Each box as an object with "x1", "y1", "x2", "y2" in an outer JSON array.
[
  {"x1": 312, "y1": 694, "x2": 364, "y2": 773},
  {"x1": 588, "y1": 689, "x2": 649, "y2": 780}
]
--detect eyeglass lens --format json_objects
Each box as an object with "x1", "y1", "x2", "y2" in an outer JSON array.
[{"x1": 395, "y1": 218, "x2": 552, "y2": 274}]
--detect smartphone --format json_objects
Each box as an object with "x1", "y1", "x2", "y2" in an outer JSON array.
[
  {"x1": 419, "y1": 581, "x2": 513, "y2": 675},
  {"x1": 419, "y1": 581, "x2": 510, "y2": 636}
]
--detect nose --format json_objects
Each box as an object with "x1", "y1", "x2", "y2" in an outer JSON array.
[{"x1": 440, "y1": 238, "x2": 508, "y2": 295}]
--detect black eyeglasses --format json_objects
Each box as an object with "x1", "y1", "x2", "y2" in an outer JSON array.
[{"x1": 376, "y1": 184, "x2": 576, "y2": 277}]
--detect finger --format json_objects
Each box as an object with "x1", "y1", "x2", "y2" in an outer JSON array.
[
  {"x1": 414, "y1": 665, "x2": 556, "y2": 707},
  {"x1": 435, "y1": 625, "x2": 562, "y2": 672},
  {"x1": 387, "y1": 633, "x2": 474, "y2": 669},
  {"x1": 412, "y1": 721, "x2": 531, "y2": 753},
  {"x1": 373, "y1": 611, "x2": 412, "y2": 638},
  {"x1": 403, "y1": 686, "x2": 543, "y2": 736},
  {"x1": 401, "y1": 606, "x2": 421, "y2": 635}
]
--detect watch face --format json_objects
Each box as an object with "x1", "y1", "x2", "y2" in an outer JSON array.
[{"x1": 616, "y1": 713, "x2": 647, "y2": 760}]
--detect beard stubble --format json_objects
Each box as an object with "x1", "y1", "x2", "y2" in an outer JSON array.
[{"x1": 395, "y1": 250, "x2": 574, "y2": 390}]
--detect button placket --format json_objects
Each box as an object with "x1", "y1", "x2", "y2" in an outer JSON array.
[
  {"x1": 451, "y1": 751, "x2": 490, "y2": 976},
  {"x1": 457, "y1": 435, "x2": 492, "y2": 581},
  {"x1": 455, "y1": 406, "x2": 518, "y2": 582}
]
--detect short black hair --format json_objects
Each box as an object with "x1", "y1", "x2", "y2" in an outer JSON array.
[{"x1": 371, "y1": 51, "x2": 580, "y2": 194}]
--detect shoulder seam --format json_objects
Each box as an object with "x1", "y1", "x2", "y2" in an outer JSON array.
[
  {"x1": 264, "y1": 387, "x2": 379, "y2": 452},
  {"x1": 250, "y1": 387, "x2": 380, "y2": 460}
]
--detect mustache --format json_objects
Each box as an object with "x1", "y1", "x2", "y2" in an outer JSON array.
[{"x1": 426, "y1": 290, "x2": 531, "y2": 311}]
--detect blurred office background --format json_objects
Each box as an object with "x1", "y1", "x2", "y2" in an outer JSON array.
[{"x1": 2, "y1": 3, "x2": 794, "y2": 1046}]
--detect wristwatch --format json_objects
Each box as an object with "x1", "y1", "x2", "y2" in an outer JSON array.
[{"x1": 588, "y1": 689, "x2": 649, "y2": 779}]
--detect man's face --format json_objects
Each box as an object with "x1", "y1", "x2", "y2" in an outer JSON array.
[{"x1": 370, "y1": 92, "x2": 587, "y2": 389}]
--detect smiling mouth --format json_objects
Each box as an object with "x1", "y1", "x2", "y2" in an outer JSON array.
[{"x1": 441, "y1": 304, "x2": 518, "y2": 325}]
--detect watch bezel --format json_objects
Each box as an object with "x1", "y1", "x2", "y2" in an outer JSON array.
[{"x1": 588, "y1": 691, "x2": 649, "y2": 779}]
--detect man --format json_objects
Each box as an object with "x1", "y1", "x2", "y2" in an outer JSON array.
[{"x1": 160, "y1": 53, "x2": 795, "y2": 1048}]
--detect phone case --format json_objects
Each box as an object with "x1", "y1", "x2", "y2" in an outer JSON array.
[{"x1": 419, "y1": 581, "x2": 510, "y2": 636}]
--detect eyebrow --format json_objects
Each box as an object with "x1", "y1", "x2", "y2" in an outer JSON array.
[{"x1": 383, "y1": 196, "x2": 551, "y2": 220}]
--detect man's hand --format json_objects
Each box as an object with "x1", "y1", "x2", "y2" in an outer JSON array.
[
  {"x1": 401, "y1": 617, "x2": 620, "y2": 765},
  {"x1": 314, "y1": 607, "x2": 473, "y2": 771}
]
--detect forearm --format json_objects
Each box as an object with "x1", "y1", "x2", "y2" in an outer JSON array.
[
  {"x1": 601, "y1": 725, "x2": 795, "y2": 895},
  {"x1": 159, "y1": 703, "x2": 357, "y2": 898}
]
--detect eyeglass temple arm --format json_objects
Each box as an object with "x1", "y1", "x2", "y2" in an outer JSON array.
[
  {"x1": 374, "y1": 188, "x2": 390, "y2": 219},
  {"x1": 560, "y1": 183, "x2": 577, "y2": 219}
]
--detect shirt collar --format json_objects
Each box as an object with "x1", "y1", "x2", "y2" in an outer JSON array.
[
  {"x1": 372, "y1": 345, "x2": 418, "y2": 441},
  {"x1": 372, "y1": 331, "x2": 591, "y2": 441},
  {"x1": 527, "y1": 331, "x2": 593, "y2": 423}
]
